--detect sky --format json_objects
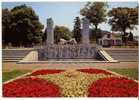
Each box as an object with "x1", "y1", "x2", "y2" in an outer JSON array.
[{"x1": 2, "y1": 2, "x2": 138, "y2": 36}]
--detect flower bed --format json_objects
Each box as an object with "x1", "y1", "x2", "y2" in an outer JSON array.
[
  {"x1": 38, "y1": 70, "x2": 113, "y2": 97},
  {"x1": 78, "y1": 68, "x2": 112, "y2": 75},
  {"x1": 3, "y1": 77, "x2": 61, "y2": 97},
  {"x1": 88, "y1": 77, "x2": 138, "y2": 97},
  {"x1": 30, "y1": 69, "x2": 65, "y2": 76},
  {"x1": 3, "y1": 68, "x2": 138, "y2": 97}
]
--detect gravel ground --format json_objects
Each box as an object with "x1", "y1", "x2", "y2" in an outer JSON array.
[{"x1": 2, "y1": 61, "x2": 138, "y2": 72}]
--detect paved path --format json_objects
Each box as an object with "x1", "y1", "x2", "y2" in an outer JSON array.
[
  {"x1": 104, "y1": 48, "x2": 138, "y2": 61},
  {"x1": 2, "y1": 47, "x2": 138, "y2": 71},
  {"x1": 2, "y1": 62, "x2": 138, "y2": 72}
]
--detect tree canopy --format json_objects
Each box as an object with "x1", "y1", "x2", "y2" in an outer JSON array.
[
  {"x1": 80, "y1": 2, "x2": 107, "y2": 30},
  {"x1": 2, "y1": 4, "x2": 44, "y2": 46},
  {"x1": 80, "y1": 2, "x2": 107, "y2": 43},
  {"x1": 108, "y1": 7, "x2": 138, "y2": 32},
  {"x1": 108, "y1": 7, "x2": 138, "y2": 44},
  {"x1": 43, "y1": 25, "x2": 72, "y2": 44},
  {"x1": 73, "y1": 17, "x2": 81, "y2": 43},
  {"x1": 2, "y1": 9, "x2": 12, "y2": 44},
  {"x1": 54, "y1": 26, "x2": 72, "y2": 43}
]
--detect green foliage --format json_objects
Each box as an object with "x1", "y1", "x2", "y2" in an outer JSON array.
[
  {"x1": 54, "y1": 26, "x2": 72, "y2": 43},
  {"x1": 80, "y1": 2, "x2": 107, "y2": 42},
  {"x1": 73, "y1": 17, "x2": 81, "y2": 43},
  {"x1": 80, "y1": 2, "x2": 107, "y2": 30},
  {"x1": 2, "y1": 70, "x2": 30, "y2": 82},
  {"x1": 43, "y1": 25, "x2": 72, "y2": 44},
  {"x1": 90, "y1": 29, "x2": 102, "y2": 42},
  {"x1": 2, "y1": 9, "x2": 12, "y2": 44},
  {"x1": 108, "y1": 68, "x2": 138, "y2": 80},
  {"x1": 108, "y1": 7, "x2": 138, "y2": 32},
  {"x1": 108, "y1": 7, "x2": 138, "y2": 44},
  {"x1": 2, "y1": 4, "x2": 44, "y2": 46}
]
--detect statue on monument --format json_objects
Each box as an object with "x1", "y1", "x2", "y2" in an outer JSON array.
[
  {"x1": 46, "y1": 18, "x2": 54, "y2": 45},
  {"x1": 46, "y1": 17, "x2": 90, "y2": 45},
  {"x1": 47, "y1": 18, "x2": 54, "y2": 28},
  {"x1": 81, "y1": 17, "x2": 90, "y2": 45},
  {"x1": 39, "y1": 17, "x2": 97, "y2": 60}
]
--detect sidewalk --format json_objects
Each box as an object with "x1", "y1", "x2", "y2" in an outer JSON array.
[{"x1": 2, "y1": 62, "x2": 138, "y2": 71}]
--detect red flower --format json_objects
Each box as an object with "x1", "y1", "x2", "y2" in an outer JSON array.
[
  {"x1": 3, "y1": 77, "x2": 61, "y2": 97},
  {"x1": 88, "y1": 77, "x2": 138, "y2": 97},
  {"x1": 77, "y1": 68, "x2": 112, "y2": 75},
  {"x1": 30, "y1": 69, "x2": 65, "y2": 76}
]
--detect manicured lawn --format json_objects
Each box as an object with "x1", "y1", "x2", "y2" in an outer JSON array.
[
  {"x1": 108, "y1": 68, "x2": 138, "y2": 80},
  {"x1": 2, "y1": 70, "x2": 31, "y2": 82}
]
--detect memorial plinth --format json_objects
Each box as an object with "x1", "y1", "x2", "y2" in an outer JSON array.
[
  {"x1": 38, "y1": 18, "x2": 99, "y2": 60},
  {"x1": 38, "y1": 44, "x2": 97, "y2": 60},
  {"x1": 46, "y1": 18, "x2": 54, "y2": 44},
  {"x1": 81, "y1": 18, "x2": 90, "y2": 44}
]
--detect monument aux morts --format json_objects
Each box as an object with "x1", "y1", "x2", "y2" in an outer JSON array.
[
  {"x1": 38, "y1": 17, "x2": 99, "y2": 60},
  {"x1": 46, "y1": 18, "x2": 54, "y2": 44}
]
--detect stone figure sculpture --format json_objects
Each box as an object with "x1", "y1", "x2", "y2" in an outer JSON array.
[
  {"x1": 81, "y1": 18, "x2": 90, "y2": 44},
  {"x1": 46, "y1": 18, "x2": 54, "y2": 44}
]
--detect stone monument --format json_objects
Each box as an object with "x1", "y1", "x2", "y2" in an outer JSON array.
[
  {"x1": 46, "y1": 18, "x2": 54, "y2": 44},
  {"x1": 81, "y1": 18, "x2": 90, "y2": 44},
  {"x1": 38, "y1": 17, "x2": 98, "y2": 60}
]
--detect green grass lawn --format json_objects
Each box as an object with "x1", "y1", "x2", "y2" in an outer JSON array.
[
  {"x1": 2, "y1": 70, "x2": 31, "y2": 83},
  {"x1": 108, "y1": 68, "x2": 138, "y2": 80}
]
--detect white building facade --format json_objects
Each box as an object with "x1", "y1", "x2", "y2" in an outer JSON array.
[{"x1": 98, "y1": 33, "x2": 122, "y2": 47}]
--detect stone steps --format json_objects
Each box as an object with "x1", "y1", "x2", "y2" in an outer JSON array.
[
  {"x1": 3, "y1": 58, "x2": 22, "y2": 60},
  {"x1": 2, "y1": 59, "x2": 20, "y2": 62},
  {"x1": 105, "y1": 49, "x2": 138, "y2": 61},
  {"x1": 2, "y1": 56, "x2": 24, "y2": 58},
  {"x1": 2, "y1": 49, "x2": 32, "y2": 62}
]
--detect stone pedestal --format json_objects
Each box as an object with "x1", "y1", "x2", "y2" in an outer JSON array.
[
  {"x1": 46, "y1": 18, "x2": 54, "y2": 44},
  {"x1": 38, "y1": 45, "x2": 96, "y2": 60},
  {"x1": 81, "y1": 18, "x2": 90, "y2": 44}
]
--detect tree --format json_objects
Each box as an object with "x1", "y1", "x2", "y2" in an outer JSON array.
[
  {"x1": 73, "y1": 17, "x2": 81, "y2": 43},
  {"x1": 2, "y1": 9, "x2": 12, "y2": 45},
  {"x1": 54, "y1": 26, "x2": 72, "y2": 43},
  {"x1": 80, "y1": 2, "x2": 107, "y2": 42},
  {"x1": 42, "y1": 28, "x2": 47, "y2": 43},
  {"x1": 2, "y1": 4, "x2": 44, "y2": 46},
  {"x1": 89, "y1": 28, "x2": 102, "y2": 43},
  {"x1": 43, "y1": 26, "x2": 72, "y2": 44},
  {"x1": 80, "y1": 2, "x2": 107, "y2": 30},
  {"x1": 108, "y1": 7, "x2": 138, "y2": 45},
  {"x1": 128, "y1": 32, "x2": 133, "y2": 41}
]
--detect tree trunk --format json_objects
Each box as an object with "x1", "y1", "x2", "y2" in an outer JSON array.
[
  {"x1": 95, "y1": 25, "x2": 98, "y2": 43},
  {"x1": 122, "y1": 28, "x2": 127, "y2": 46},
  {"x1": 95, "y1": 25, "x2": 98, "y2": 30}
]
